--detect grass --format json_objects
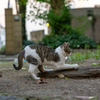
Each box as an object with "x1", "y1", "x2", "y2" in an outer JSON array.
[
  {"x1": 0, "y1": 50, "x2": 100, "y2": 100},
  {"x1": 67, "y1": 50, "x2": 100, "y2": 64},
  {"x1": 0, "y1": 61, "x2": 28, "y2": 70},
  {"x1": 0, "y1": 50, "x2": 100, "y2": 68}
]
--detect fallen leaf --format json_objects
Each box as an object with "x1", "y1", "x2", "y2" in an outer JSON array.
[
  {"x1": 35, "y1": 78, "x2": 48, "y2": 84},
  {"x1": 58, "y1": 74, "x2": 65, "y2": 78},
  {"x1": 65, "y1": 77, "x2": 68, "y2": 80}
]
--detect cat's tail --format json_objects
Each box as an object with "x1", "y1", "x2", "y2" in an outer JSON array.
[{"x1": 13, "y1": 50, "x2": 25, "y2": 70}]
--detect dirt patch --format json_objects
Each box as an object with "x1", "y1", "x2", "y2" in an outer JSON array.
[{"x1": 0, "y1": 60, "x2": 100, "y2": 100}]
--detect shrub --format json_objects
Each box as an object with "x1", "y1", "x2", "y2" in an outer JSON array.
[
  {"x1": 47, "y1": 5, "x2": 72, "y2": 35},
  {"x1": 0, "y1": 45, "x2": 5, "y2": 53},
  {"x1": 22, "y1": 40, "x2": 34, "y2": 49},
  {"x1": 41, "y1": 29, "x2": 97, "y2": 49}
]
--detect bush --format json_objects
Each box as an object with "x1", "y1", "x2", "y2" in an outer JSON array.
[
  {"x1": 41, "y1": 29, "x2": 97, "y2": 49},
  {"x1": 47, "y1": 5, "x2": 72, "y2": 35},
  {"x1": 22, "y1": 40, "x2": 34, "y2": 49},
  {"x1": 0, "y1": 45, "x2": 5, "y2": 53}
]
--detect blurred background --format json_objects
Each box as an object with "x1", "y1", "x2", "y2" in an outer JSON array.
[
  {"x1": 0, "y1": 0, "x2": 100, "y2": 54},
  {"x1": 0, "y1": 1, "x2": 100, "y2": 99}
]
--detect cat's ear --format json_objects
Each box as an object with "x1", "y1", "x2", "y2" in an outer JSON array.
[
  {"x1": 66, "y1": 42, "x2": 69, "y2": 46},
  {"x1": 61, "y1": 42, "x2": 69, "y2": 49},
  {"x1": 63, "y1": 42, "x2": 66, "y2": 46},
  {"x1": 63, "y1": 42, "x2": 69, "y2": 46}
]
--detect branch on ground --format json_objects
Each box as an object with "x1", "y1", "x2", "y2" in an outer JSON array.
[{"x1": 37, "y1": 66, "x2": 100, "y2": 78}]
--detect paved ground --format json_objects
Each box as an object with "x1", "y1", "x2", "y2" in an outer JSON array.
[{"x1": 0, "y1": 55, "x2": 17, "y2": 61}]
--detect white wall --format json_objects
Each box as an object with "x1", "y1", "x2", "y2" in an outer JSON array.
[
  {"x1": 0, "y1": 0, "x2": 16, "y2": 48},
  {"x1": 26, "y1": 2, "x2": 48, "y2": 40},
  {"x1": 0, "y1": 0, "x2": 17, "y2": 27},
  {"x1": 0, "y1": 26, "x2": 5, "y2": 48},
  {"x1": 69, "y1": 0, "x2": 100, "y2": 8}
]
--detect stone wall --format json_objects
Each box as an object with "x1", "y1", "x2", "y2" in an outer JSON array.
[
  {"x1": 13, "y1": 15, "x2": 22, "y2": 53},
  {"x1": 30, "y1": 30, "x2": 44, "y2": 42},
  {"x1": 5, "y1": 9, "x2": 22, "y2": 54},
  {"x1": 70, "y1": 8, "x2": 100, "y2": 42}
]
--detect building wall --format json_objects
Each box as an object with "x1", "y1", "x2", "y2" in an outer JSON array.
[
  {"x1": 70, "y1": 8, "x2": 100, "y2": 42},
  {"x1": 30, "y1": 30, "x2": 44, "y2": 42},
  {"x1": 5, "y1": 9, "x2": 22, "y2": 54},
  {"x1": 0, "y1": 26, "x2": 5, "y2": 48},
  {"x1": 67, "y1": 0, "x2": 100, "y2": 9}
]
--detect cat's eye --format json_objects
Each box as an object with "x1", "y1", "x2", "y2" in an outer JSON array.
[
  {"x1": 67, "y1": 51, "x2": 70, "y2": 54},
  {"x1": 67, "y1": 49, "x2": 71, "y2": 54}
]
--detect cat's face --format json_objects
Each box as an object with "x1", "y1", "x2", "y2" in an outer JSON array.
[{"x1": 61, "y1": 42, "x2": 71, "y2": 57}]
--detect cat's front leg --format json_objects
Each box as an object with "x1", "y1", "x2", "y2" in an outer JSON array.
[
  {"x1": 57, "y1": 64, "x2": 79, "y2": 70},
  {"x1": 38, "y1": 65, "x2": 53, "y2": 72}
]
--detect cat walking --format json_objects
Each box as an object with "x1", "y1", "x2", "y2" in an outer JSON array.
[{"x1": 13, "y1": 42, "x2": 79, "y2": 80}]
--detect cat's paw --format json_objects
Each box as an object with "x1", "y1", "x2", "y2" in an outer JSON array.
[
  {"x1": 34, "y1": 77, "x2": 40, "y2": 80},
  {"x1": 73, "y1": 64, "x2": 79, "y2": 68}
]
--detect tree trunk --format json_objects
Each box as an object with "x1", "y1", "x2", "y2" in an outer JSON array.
[
  {"x1": 37, "y1": 66, "x2": 100, "y2": 78},
  {"x1": 19, "y1": 0, "x2": 27, "y2": 40},
  {"x1": 51, "y1": 0, "x2": 64, "y2": 15}
]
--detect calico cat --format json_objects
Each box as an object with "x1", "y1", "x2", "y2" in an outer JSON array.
[{"x1": 13, "y1": 42, "x2": 79, "y2": 80}]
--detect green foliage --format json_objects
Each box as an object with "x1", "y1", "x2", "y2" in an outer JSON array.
[
  {"x1": 28, "y1": 0, "x2": 71, "y2": 35},
  {"x1": 94, "y1": 50, "x2": 100, "y2": 60},
  {"x1": 22, "y1": 40, "x2": 34, "y2": 49},
  {"x1": 41, "y1": 29, "x2": 97, "y2": 49},
  {"x1": 0, "y1": 45, "x2": 5, "y2": 53},
  {"x1": 47, "y1": 6, "x2": 72, "y2": 35},
  {"x1": 28, "y1": 0, "x2": 96, "y2": 48},
  {"x1": 23, "y1": 0, "x2": 97, "y2": 50},
  {"x1": 18, "y1": 0, "x2": 28, "y2": 16},
  {"x1": 68, "y1": 50, "x2": 100, "y2": 64},
  {"x1": 69, "y1": 51, "x2": 93, "y2": 63},
  {"x1": 73, "y1": 16, "x2": 92, "y2": 34},
  {"x1": 18, "y1": 0, "x2": 28, "y2": 41},
  {"x1": 69, "y1": 52, "x2": 85, "y2": 62},
  {"x1": 27, "y1": 1, "x2": 49, "y2": 24},
  {"x1": 91, "y1": 63, "x2": 97, "y2": 66}
]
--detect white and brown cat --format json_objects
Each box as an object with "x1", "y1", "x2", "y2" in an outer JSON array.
[{"x1": 13, "y1": 42, "x2": 79, "y2": 80}]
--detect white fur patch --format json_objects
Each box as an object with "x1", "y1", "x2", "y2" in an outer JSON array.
[
  {"x1": 57, "y1": 64, "x2": 79, "y2": 70},
  {"x1": 55, "y1": 46, "x2": 66, "y2": 64},
  {"x1": 65, "y1": 57, "x2": 68, "y2": 60},
  {"x1": 42, "y1": 58, "x2": 56, "y2": 66},
  {"x1": 24, "y1": 46, "x2": 41, "y2": 63}
]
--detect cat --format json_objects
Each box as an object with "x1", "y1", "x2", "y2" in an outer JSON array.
[{"x1": 13, "y1": 42, "x2": 79, "y2": 80}]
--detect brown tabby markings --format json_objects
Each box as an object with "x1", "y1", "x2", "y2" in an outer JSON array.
[
  {"x1": 26, "y1": 55, "x2": 38, "y2": 65},
  {"x1": 29, "y1": 44, "x2": 60, "y2": 62},
  {"x1": 64, "y1": 46, "x2": 71, "y2": 54},
  {"x1": 14, "y1": 50, "x2": 25, "y2": 70},
  {"x1": 19, "y1": 50, "x2": 25, "y2": 58},
  {"x1": 61, "y1": 44, "x2": 71, "y2": 54},
  {"x1": 38, "y1": 65, "x2": 45, "y2": 72}
]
